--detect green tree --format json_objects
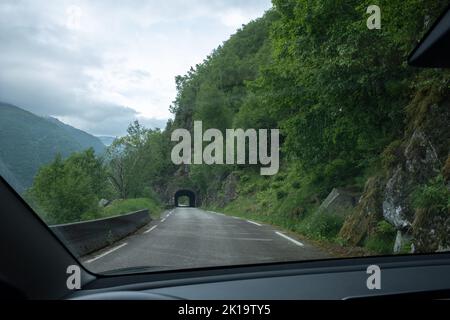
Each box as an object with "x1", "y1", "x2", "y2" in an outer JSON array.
[{"x1": 29, "y1": 149, "x2": 108, "y2": 224}]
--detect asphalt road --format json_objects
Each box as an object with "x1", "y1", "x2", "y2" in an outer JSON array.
[{"x1": 83, "y1": 207, "x2": 330, "y2": 274}]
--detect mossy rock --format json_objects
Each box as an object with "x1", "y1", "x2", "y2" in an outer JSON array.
[
  {"x1": 443, "y1": 156, "x2": 450, "y2": 183},
  {"x1": 412, "y1": 208, "x2": 450, "y2": 252},
  {"x1": 339, "y1": 176, "x2": 385, "y2": 246}
]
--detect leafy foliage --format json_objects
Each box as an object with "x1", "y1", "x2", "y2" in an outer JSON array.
[
  {"x1": 413, "y1": 175, "x2": 450, "y2": 213},
  {"x1": 105, "y1": 121, "x2": 173, "y2": 199},
  {"x1": 28, "y1": 149, "x2": 110, "y2": 224}
]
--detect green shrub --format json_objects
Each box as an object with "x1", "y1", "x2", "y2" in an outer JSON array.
[
  {"x1": 28, "y1": 149, "x2": 108, "y2": 224},
  {"x1": 298, "y1": 212, "x2": 345, "y2": 241},
  {"x1": 364, "y1": 220, "x2": 397, "y2": 254},
  {"x1": 276, "y1": 190, "x2": 288, "y2": 200},
  {"x1": 291, "y1": 181, "x2": 301, "y2": 189},
  {"x1": 376, "y1": 220, "x2": 397, "y2": 237},
  {"x1": 412, "y1": 175, "x2": 449, "y2": 212},
  {"x1": 240, "y1": 175, "x2": 250, "y2": 183},
  {"x1": 365, "y1": 236, "x2": 394, "y2": 255}
]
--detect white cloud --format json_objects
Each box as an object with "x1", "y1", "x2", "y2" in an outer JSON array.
[
  {"x1": 218, "y1": 8, "x2": 258, "y2": 28},
  {"x1": 0, "y1": 0, "x2": 272, "y2": 135}
]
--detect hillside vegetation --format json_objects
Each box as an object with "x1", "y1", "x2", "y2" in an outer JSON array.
[
  {"x1": 0, "y1": 102, "x2": 105, "y2": 192},
  {"x1": 164, "y1": 0, "x2": 449, "y2": 254}
]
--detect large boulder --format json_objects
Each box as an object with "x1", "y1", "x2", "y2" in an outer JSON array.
[
  {"x1": 393, "y1": 230, "x2": 413, "y2": 254},
  {"x1": 318, "y1": 188, "x2": 360, "y2": 217},
  {"x1": 382, "y1": 130, "x2": 441, "y2": 229},
  {"x1": 98, "y1": 198, "x2": 110, "y2": 207}
]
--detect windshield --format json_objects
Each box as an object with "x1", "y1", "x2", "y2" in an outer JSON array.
[{"x1": 0, "y1": 0, "x2": 449, "y2": 275}]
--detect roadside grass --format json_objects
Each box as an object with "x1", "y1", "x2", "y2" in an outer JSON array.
[
  {"x1": 206, "y1": 194, "x2": 389, "y2": 258},
  {"x1": 206, "y1": 164, "x2": 400, "y2": 257},
  {"x1": 364, "y1": 236, "x2": 395, "y2": 255},
  {"x1": 81, "y1": 197, "x2": 162, "y2": 221},
  {"x1": 211, "y1": 197, "x2": 344, "y2": 243}
]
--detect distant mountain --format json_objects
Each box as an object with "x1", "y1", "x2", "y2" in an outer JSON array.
[
  {"x1": 45, "y1": 116, "x2": 105, "y2": 154},
  {"x1": 96, "y1": 135, "x2": 117, "y2": 147},
  {"x1": 0, "y1": 102, "x2": 106, "y2": 193},
  {"x1": 0, "y1": 157, "x2": 24, "y2": 192}
]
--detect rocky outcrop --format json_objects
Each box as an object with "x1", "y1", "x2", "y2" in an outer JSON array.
[
  {"x1": 98, "y1": 198, "x2": 110, "y2": 207},
  {"x1": 382, "y1": 90, "x2": 449, "y2": 253},
  {"x1": 339, "y1": 177, "x2": 385, "y2": 246},
  {"x1": 220, "y1": 172, "x2": 239, "y2": 206},
  {"x1": 203, "y1": 172, "x2": 239, "y2": 207},
  {"x1": 340, "y1": 93, "x2": 449, "y2": 253},
  {"x1": 382, "y1": 130, "x2": 441, "y2": 229},
  {"x1": 412, "y1": 206, "x2": 450, "y2": 253},
  {"x1": 393, "y1": 230, "x2": 413, "y2": 254}
]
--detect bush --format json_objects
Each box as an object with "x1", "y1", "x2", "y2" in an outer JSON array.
[
  {"x1": 298, "y1": 212, "x2": 345, "y2": 241},
  {"x1": 276, "y1": 190, "x2": 288, "y2": 200},
  {"x1": 412, "y1": 175, "x2": 449, "y2": 213},
  {"x1": 365, "y1": 236, "x2": 394, "y2": 255},
  {"x1": 291, "y1": 181, "x2": 301, "y2": 189},
  {"x1": 364, "y1": 220, "x2": 397, "y2": 254},
  {"x1": 376, "y1": 220, "x2": 397, "y2": 237},
  {"x1": 240, "y1": 175, "x2": 250, "y2": 183}
]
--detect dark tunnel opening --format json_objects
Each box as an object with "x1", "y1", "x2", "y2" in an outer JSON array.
[{"x1": 174, "y1": 189, "x2": 196, "y2": 207}]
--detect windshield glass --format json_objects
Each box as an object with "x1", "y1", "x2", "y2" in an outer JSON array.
[{"x1": 0, "y1": 0, "x2": 449, "y2": 275}]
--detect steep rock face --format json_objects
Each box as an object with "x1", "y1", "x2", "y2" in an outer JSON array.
[
  {"x1": 340, "y1": 93, "x2": 449, "y2": 252},
  {"x1": 203, "y1": 172, "x2": 239, "y2": 207},
  {"x1": 383, "y1": 130, "x2": 441, "y2": 229},
  {"x1": 412, "y1": 206, "x2": 450, "y2": 253},
  {"x1": 219, "y1": 172, "x2": 239, "y2": 207},
  {"x1": 383, "y1": 92, "x2": 449, "y2": 252},
  {"x1": 339, "y1": 177, "x2": 385, "y2": 246}
]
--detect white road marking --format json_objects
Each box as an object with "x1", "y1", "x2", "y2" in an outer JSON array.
[
  {"x1": 85, "y1": 243, "x2": 128, "y2": 263},
  {"x1": 161, "y1": 218, "x2": 166, "y2": 222},
  {"x1": 234, "y1": 238, "x2": 272, "y2": 241},
  {"x1": 144, "y1": 225, "x2": 157, "y2": 234},
  {"x1": 246, "y1": 220, "x2": 262, "y2": 226},
  {"x1": 275, "y1": 232, "x2": 304, "y2": 247}
]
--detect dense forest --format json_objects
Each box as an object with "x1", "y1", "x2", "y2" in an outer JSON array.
[{"x1": 27, "y1": 0, "x2": 449, "y2": 256}]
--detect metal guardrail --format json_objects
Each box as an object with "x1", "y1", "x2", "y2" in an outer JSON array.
[{"x1": 50, "y1": 210, "x2": 151, "y2": 257}]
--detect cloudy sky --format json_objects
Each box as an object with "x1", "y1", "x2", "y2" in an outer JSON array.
[{"x1": 0, "y1": 0, "x2": 272, "y2": 136}]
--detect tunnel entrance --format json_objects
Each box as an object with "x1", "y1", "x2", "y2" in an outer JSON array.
[{"x1": 174, "y1": 189, "x2": 196, "y2": 207}]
